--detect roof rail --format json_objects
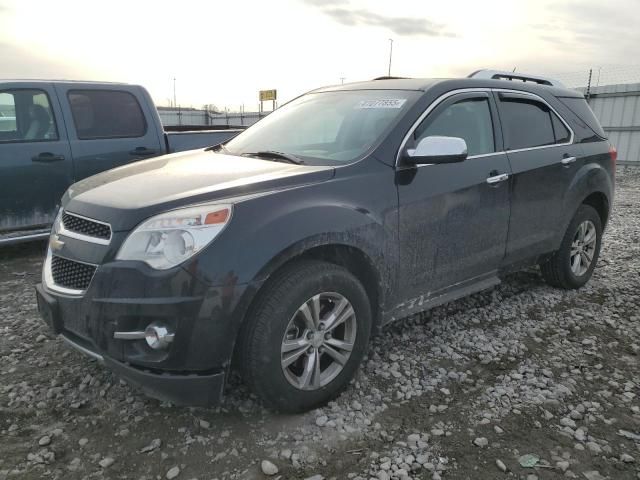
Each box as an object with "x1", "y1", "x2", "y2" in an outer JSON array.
[
  {"x1": 468, "y1": 70, "x2": 565, "y2": 88},
  {"x1": 372, "y1": 76, "x2": 410, "y2": 81}
]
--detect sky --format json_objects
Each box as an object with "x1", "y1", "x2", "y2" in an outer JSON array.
[{"x1": 1, "y1": 0, "x2": 639, "y2": 111}]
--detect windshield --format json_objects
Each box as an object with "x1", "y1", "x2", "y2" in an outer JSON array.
[{"x1": 224, "y1": 90, "x2": 419, "y2": 164}]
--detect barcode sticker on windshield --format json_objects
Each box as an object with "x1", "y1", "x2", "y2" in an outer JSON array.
[{"x1": 355, "y1": 99, "x2": 407, "y2": 109}]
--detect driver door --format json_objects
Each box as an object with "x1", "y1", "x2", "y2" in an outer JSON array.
[
  {"x1": 397, "y1": 91, "x2": 512, "y2": 301},
  {"x1": 0, "y1": 83, "x2": 72, "y2": 233}
]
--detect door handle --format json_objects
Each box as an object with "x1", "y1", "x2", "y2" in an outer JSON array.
[
  {"x1": 32, "y1": 152, "x2": 65, "y2": 163},
  {"x1": 561, "y1": 156, "x2": 576, "y2": 166},
  {"x1": 129, "y1": 147, "x2": 157, "y2": 156},
  {"x1": 486, "y1": 173, "x2": 509, "y2": 184}
]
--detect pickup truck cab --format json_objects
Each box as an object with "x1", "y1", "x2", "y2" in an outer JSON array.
[
  {"x1": 36, "y1": 71, "x2": 615, "y2": 412},
  {"x1": 0, "y1": 80, "x2": 241, "y2": 244}
]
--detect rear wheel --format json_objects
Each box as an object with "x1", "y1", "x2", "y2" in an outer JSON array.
[
  {"x1": 239, "y1": 260, "x2": 372, "y2": 412},
  {"x1": 540, "y1": 205, "x2": 603, "y2": 289}
]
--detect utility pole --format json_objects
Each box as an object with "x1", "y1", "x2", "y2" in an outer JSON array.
[
  {"x1": 340, "y1": 77, "x2": 346, "y2": 84},
  {"x1": 173, "y1": 77, "x2": 177, "y2": 108},
  {"x1": 388, "y1": 39, "x2": 393, "y2": 77}
]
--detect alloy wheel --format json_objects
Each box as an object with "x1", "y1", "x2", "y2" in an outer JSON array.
[
  {"x1": 280, "y1": 292, "x2": 357, "y2": 390},
  {"x1": 570, "y1": 220, "x2": 597, "y2": 276}
]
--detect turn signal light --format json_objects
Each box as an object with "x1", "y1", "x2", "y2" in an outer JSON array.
[{"x1": 205, "y1": 209, "x2": 230, "y2": 225}]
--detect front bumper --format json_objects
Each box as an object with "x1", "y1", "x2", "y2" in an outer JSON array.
[
  {"x1": 35, "y1": 257, "x2": 250, "y2": 406},
  {"x1": 58, "y1": 328, "x2": 225, "y2": 406}
]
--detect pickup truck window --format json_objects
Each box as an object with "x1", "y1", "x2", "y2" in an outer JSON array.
[
  {"x1": 0, "y1": 89, "x2": 58, "y2": 143},
  {"x1": 0, "y1": 94, "x2": 16, "y2": 134},
  {"x1": 225, "y1": 90, "x2": 419, "y2": 164},
  {"x1": 68, "y1": 90, "x2": 147, "y2": 140},
  {"x1": 414, "y1": 98, "x2": 495, "y2": 156}
]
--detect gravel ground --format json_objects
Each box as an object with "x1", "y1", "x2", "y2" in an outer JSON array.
[{"x1": 1, "y1": 166, "x2": 639, "y2": 480}]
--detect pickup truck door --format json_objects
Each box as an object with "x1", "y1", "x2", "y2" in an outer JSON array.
[
  {"x1": 54, "y1": 85, "x2": 164, "y2": 181},
  {"x1": 396, "y1": 91, "x2": 511, "y2": 302},
  {"x1": 0, "y1": 82, "x2": 73, "y2": 233}
]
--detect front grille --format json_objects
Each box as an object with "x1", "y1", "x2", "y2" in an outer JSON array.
[
  {"x1": 62, "y1": 212, "x2": 111, "y2": 240},
  {"x1": 51, "y1": 256, "x2": 97, "y2": 291}
]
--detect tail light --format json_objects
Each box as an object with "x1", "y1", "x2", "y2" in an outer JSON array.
[{"x1": 609, "y1": 144, "x2": 617, "y2": 178}]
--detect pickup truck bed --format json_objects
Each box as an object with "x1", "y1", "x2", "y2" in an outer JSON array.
[
  {"x1": 164, "y1": 129, "x2": 243, "y2": 153},
  {"x1": 0, "y1": 80, "x2": 242, "y2": 244}
]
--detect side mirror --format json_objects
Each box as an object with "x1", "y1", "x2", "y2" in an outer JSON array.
[{"x1": 404, "y1": 136, "x2": 468, "y2": 165}]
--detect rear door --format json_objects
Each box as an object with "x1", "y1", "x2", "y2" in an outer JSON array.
[
  {"x1": 0, "y1": 83, "x2": 72, "y2": 232},
  {"x1": 55, "y1": 85, "x2": 163, "y2": 181},
  {"x1": 495, "y1": 91, "x2": 583, "y2": 264},
  {"x1": 397, "y1": 91, "x2": 512, "y2": 299}
]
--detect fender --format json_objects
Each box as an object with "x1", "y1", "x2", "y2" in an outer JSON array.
[
  {"x1": 197, "y1": 198, "x2": 396, "y2": 371},
  {"x1": 187, "y1": 159, "x2": 399, "y2": 307},
  {"x1": 199, "y1": 200, "x2": 395, "y2": 288}
]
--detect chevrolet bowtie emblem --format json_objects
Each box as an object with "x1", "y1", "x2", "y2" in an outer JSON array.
[{"x1": 50, "y1": 234, "x2": 65, "y2": 252}]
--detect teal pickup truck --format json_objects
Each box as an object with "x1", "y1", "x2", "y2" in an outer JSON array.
[{"x1": 0, "y1": 80, "x2": 242, "y2": 245}]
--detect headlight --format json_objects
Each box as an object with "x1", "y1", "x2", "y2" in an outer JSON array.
[
  {"x1": 116, "y1": 204, "x2": 232, "y2": 269},
  {"x1": 52, "y1": 207, "x2": 63, "y2": 233}
]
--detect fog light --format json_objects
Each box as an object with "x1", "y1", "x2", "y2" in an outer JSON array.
[{"x1": 144, "y1": 323, "x2": 175, "y2": 350}]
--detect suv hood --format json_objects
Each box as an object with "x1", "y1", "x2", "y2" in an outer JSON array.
[{"x1": 63, "y1": 149, "x2": 335, "y2": 232}]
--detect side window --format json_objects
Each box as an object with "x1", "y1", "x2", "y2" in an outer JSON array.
[
  {"x1": 500, "y1": 98, "x2": 557, "y2": 150},
  {"x1": 0, "y1": 89, "x2": 58, "y2": 143},
  {"x1": 68, "y1": 90, "x2": 147, "y2": 140},
  {"x1": 551, "y1": 113, "x2": 571, "y2": 143},
  {"x1": 414, "y1": 97, "x2": 495, "y2": 156}
]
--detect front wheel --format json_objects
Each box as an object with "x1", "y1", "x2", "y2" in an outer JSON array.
[
  {"x1": 540, "y1": 204, "x2": 603, "y2": 289},
  {"x1": 238, "y1": 260, "x2": 372, "y2": 413}
]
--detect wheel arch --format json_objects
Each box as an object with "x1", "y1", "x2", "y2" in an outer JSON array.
[
  {"x1": 581, "y1": 191, "x2": 610, "y2": 228},
  {"x1": 228, "y1": 239, "x2": 385, "y2": 371},
  {"x1": 557, "y1": 161, "x2": 613, "y2": 248},
  {"x1": 255, "y1": 238, "x2": 383, "y2": 325}
]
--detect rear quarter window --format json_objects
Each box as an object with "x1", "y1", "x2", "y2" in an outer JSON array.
[
  {"x1": 68, "y1": 90, "x2": 147, "y2": 140},
  {"x1": 557, "y1": 96, "x2": 606, "y2": 139}
]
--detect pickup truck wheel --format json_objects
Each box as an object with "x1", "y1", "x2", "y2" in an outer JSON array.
[
  {"x1": 239, "y1": 260, "x2": 371, "y2": 413},
  {"x1": 540, "y1": 205, "x2": 602, "y2": 289}
]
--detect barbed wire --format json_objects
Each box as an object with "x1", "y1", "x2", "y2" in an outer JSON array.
[{"x1": 550, "y1": 64, "x2": 640, "y2": 89}]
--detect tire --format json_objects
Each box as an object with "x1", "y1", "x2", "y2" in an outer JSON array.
[
  {"x1": 540, "y1": 204, "x2": 603, "y2": 289},
  {"x1": 238, "y1": 260, "x2": 372, "y2": 413}
]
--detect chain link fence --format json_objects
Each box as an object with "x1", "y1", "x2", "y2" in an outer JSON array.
[
  {"x1": 158, "y1": 107, "x2": 268, "y2": 128},
  {"x1": 548, "y1": 65, "x2": 640, "y2": 165},
  {"x1": 551, "y1": 64, "x2": 640, "y2": 91}
]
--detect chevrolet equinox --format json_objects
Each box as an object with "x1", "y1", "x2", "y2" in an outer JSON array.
[{"x1": 36, "y1": 70, "x2": 615, "y2": 412}]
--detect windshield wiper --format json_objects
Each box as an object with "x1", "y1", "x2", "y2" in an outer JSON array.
[{"x1": 241, "y1": 150, "x2": 304, "y2": 165}]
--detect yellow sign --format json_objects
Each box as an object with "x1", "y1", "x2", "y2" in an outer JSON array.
[{"x1": 259, "y1": 89, "x2": 277, "y2": 102}]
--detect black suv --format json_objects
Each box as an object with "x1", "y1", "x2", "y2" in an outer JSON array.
[{"x1": 36, "y1": 70, "x2": 615, "y2": 412}]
